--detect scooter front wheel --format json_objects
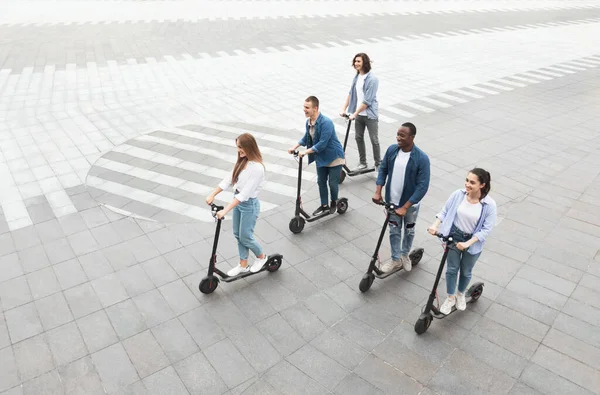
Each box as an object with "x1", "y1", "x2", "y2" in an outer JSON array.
[
  {"x1": 359, "y1": 273, "x2": 375, "y2": 293},
  {"x1": 414, "y1": 314, "x2": 433, "y2": 335},
  {"x1": 289, "y1": 217, "x2": 305, "y2": 234},
  {"x1": 199, "y1": 276, "x2": 219, "y2": 294}
]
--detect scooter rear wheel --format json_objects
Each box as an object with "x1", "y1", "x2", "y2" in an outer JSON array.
[
  {"x1": 266, "y1": 256, "x2": 283, "y2": 272},
  {"x1": 336, "y1": 198, "x2": 349, "y2": 214},
  {"x1": 414, "y1": 314, "x2": 433, "y2": 335},
  {"x1": 199, "y1": 276, "x2": 219, "y2": 294},
  {"x1": 466, "y1": 282, "x2": 484, "y2": 302},
  {"x1": 409, "y1": 248, "x2": 424, "y2": 266},
  {"x1": 289, "y1": 217, "x2": 305, "y2": 234},
  {"x1": 359, "y1": 273, "x2": 375, "y2": 293}
]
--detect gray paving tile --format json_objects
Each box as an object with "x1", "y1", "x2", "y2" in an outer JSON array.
[
  {"x1": 18, "y1": 244, "x2": 51, "y2": 274},
  {"x1": 158, "y1": 279, "x2": 201, "y2": 316},
  {"x1": 532, "y1": 344, "x2": 599, "y2": 393},
  {"x1": 63, "y1": 282, "x2": 103, "y2": 319},
  {"x1": 263, "y1": 360, "x2": 327, "y2": 395},
  {"x1": 332, "y1": 315, "x2": 385, "y2": 352},
  {"x1": 427, "y1": 367, "x2": 483, "y2": 395},
  {"x1": 142, "y1": 366, "x2": 189, "y2": 395},
  {"x1": 0, "y1": 276, "x2": 32, "y2": 311},
  {"x1": 286, "y1": 344, "x2": 349, "y2": 391},
  {"x1": 67, "y1": 230, "x2": 99, "y2": 257},
  {"x1": 5, "y1": 302, "x2": 43, "y2": 344},
  {"x1": 116, "y1": 264, "x2": 154, "y2": 298},
  {"x1": 80, "y1": 207, "x2": 110, "y2": 229},
  {"x1": 35, "y1": 291, "x2": 73, "y2": 331},
  {"x1": 91, "y1": 273, "x2": 129, "y2": 308},
  {"x1": 90, "y1": 222, "x2": 125, "y2": 249},
  {"x1": 132, "y1": 289, "x2": 175, "y2": 328},
  {"x1": 388, "y1": 321, "x2": 456, "y2": 365},
  {"x1": 255, "y1": 313, "x2": 305, "y2": 357},
  {"x1": 45, "y1": 321, "x2": 88, "y2": 366},
  {"x1": 471, "y1": 317, "x2": 539, "y2": 359},
  {"x1": 509, "y1": 383, "x2": 543, "y2": 395},
  {"x1": 13, "y1": 334, "x2": 55, "y2": 381},
  {"x1": 230, "y1": 326, "x2": 281, "y2": 373},
  {"x1": 230, "y1": 286, "x2": 276, "y2": 324},
  {"x1": 151, "y1": 318, "x2": 198, "y2": 364},
  {"x1": 334, "y1": 374, "x2": 384, "y2": 395},
  {"x1": 11, "y1": 227, "x2": 41, "y2": 252},
  {"x1": 484, "y1": 303, "x2": 549, "y2": 342},
  {"x1": 0, "y1": 313, "x2": 9, "y2": 350},
  {"x1": 443, "y1": 349, "x2": 516, "y2": 394},
  {"x1": 179, "y1": 306, "x2": 226, "y2": 350},
  {"x1": 111, "y1": 380, "x2": 148, "y2": 395},
  {"x1": 303, "y1": 291, "x2": 347, "y2": 327},
  {"x1": 280, "y1": 303, "x2": 326, "y2": 342},
  {"x1": 460, "y1": 333, "x2": 528, "y2": 378},
  {"x1": 553, "y1": 312, "x2": 600, "y2": 349},
  {"x1": 495, "y1": 288, "x2": 559, "y2": 326},
  {"x1": 57, "y1": 357, "x2": 105, "y2": 395},
  {"x1": 236, "y1": 379, "x2": 281, "y2": 395},
  {"x1": 354, "y1": 354, "x2": 423, "y2": 395},
  {"x1": 542, "y1": 327, "x2": 600, "y2": 370},
  {"x1": 141, "y1": 256, "x2": 180, "y2": 287},
  {"x1": 103, "y1": 242, "x2": 138, "y2": 271},
  {"x1": 372, "y1": 335, "x2": 438, "y2": 384},
  {"x1": 106, "y1": 299, "x2": 148, "y2": 340},
  {"x1": 0, "y1": 253, "x2": 23, "y2": 284},
  {"x1": 0, "y1": 233, "x2": 15, "y2": 258},
  {"x1": 173, "y1": 352, "x2": 228, "y2": 395},
  {"x1": 77, "y1": 310, "x2": 118, "y2": 353},
  {"x1": 78, "y1": 251, "x2": 114, "y2": 281},
  {"x1": 92, "y1": 343, "x2": 140, "y2": 394},
  {"x1": 123, "y1": 330, "x2": 170, "y2": 379},
  {"x1": 25, "y1": 267, "x2": 60, "y2": 300},
  {"x1": 310, "y1": 329, "x2": 368, "y2": 371},
  {"x1": 22, "y1": 370, "x2": 64, "y2": 395},
  {"x1": 43, "y1": 237, "x2": 76, "y2": 266},
  {"x1": 520, "y1": 363, "x2": 594, "y2": 395},
  {"x1": 0, "y1": 346, "x2": 20, "y2": 393},
  {"x1": 204, "y1": 338, "x2": 256, "y2": 389}
]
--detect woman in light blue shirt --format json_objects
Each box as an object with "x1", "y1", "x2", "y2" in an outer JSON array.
[{"x1": 427, "y1": 168, "x2": 497, "y2": 315}]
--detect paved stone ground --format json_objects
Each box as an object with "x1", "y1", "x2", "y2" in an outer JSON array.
[{"x1": 1, "y1": 1, "x2": 600, "y2": 394}]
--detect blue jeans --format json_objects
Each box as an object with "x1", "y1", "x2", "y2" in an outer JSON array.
[
  {"x1": 316, "y1": 165, "x2": 342, "y2": 206},
  {"x1": 445, "y1": 224, "x2": 481, "y2": 295},
  {"x1": 389, "y1": 204, "x2": 420, "y2": 261},
  {"x1": 232, "y1": 198, "x2": 262, "y2": 260}
]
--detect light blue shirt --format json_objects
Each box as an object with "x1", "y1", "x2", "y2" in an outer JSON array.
[
  {"x1": 348, "y1": 72, "x2": 379, "y2": 120},
  {"x1": 436, "y1": 189, "x2": 497, "y2": 255}
]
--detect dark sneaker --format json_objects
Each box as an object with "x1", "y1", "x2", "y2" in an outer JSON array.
[
  {"x1": 312, "y1": 205, "x2": 329, "y2": 216},
  {"x1": 329, "y1": 200, "x2": 337, "y2": 214}
]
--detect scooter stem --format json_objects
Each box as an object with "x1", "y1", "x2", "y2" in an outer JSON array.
[{"x1": 424, "y1": 243, "x2": 451, "y2": 314}]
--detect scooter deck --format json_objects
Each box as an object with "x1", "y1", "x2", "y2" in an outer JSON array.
[
  {"x1": 430, "y1": 298, "x2": 477, "y2": 319},
  {"x1": 214, "y1": 254, "x2": 283, "y2": 283}
]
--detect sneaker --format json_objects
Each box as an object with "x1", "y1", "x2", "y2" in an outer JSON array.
[
  {"x1": 250, "y1": 255, "x2": 268, "y2": 273},
  {"x1": 401, "y1": 255, "x2": 412, "y2": 272},
  {"x1": 312, "y1": 205, "x2": 329, "y2": 216},
  {"x1": 439, "y1": 296, "x2": 456, "y2": 315},
  {"x1": 227, "y1": 264, "x2": 250, "y2": 277},
  {"x1": 456, "y1": 292, "x2": 467, "y2": 311},
  {"x1": 381, "y1": 259, "x2": 402, "y2": 273},
  {"x1": 329, "y1": 200, "x2": 337, "y2": 214},
  {"x1": 352, "y1": 163, "x2": 367, "y2": 172}
]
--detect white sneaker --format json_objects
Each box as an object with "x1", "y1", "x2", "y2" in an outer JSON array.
[
  {"x1": 250, "y1": 256, "x2": 268, "y2": 273},
  {"x1": 353, "y1": 163, "x2": 367, "y2": 172},
  {"x1": 401, "y1": 255, "x2": 412, "y2": 272},
  {"x1": 456, "y1": 292, "x2": 467, "y2": 311},
  {"x1": 439, "y1": 296, "x2": 456, "y2": 315},
  {"x1": 227, "y1": 264, "x2": 250, "y2": 277},
  {"x1": 381, "y1": 260, "x2": 402, "y2": 273}
]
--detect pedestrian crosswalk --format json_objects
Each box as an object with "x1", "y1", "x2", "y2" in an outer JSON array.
[{"x1": 85, "y1": 123, "x2": 317, "y2": 223}]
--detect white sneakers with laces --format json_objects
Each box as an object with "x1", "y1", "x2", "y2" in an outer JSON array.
[
  {"x1": 456, "y1": 292, "x2": 467, "y2": 311},
  {"x1": 227, "y1": 255, "x2": 268, "y2": 276},
  {"x1": 250, "y1": 256, "x2": 268, "y2": 273},
  {"x1": 439, "y1": 296, "x2": 456, "y2": 315}
]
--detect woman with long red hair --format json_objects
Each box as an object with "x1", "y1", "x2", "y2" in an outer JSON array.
[{"x1": 206, "y1": 133, "x2": 268, "y2": 276}]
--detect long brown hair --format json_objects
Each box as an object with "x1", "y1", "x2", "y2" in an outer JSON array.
[{"x1": 232, "y1": 133, "x2": 264, "y2": 183}]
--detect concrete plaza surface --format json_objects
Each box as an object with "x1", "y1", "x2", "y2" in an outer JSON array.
[{"x1": 1, "y1": 0, "x2": 600, "y2": 394}]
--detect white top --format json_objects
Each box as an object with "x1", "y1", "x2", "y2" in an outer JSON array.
[
  {"x1": 218, "y1": 161, "x2": 265, "y2": 202},
  {"x1": 389, "y1": 150, "x2": 411, "y2": 205},
  {"x1": 355, "y1": 73, "x2": 368, "y2": 116},
  {"x1": 454, "y1": 195, "x2": 483, "y2": 234}
]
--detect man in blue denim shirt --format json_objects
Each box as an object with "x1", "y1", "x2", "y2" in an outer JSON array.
[
  {"x1": 373, "y1": 122, "x2": 430, "y2": 272},
  {"x1": 288, "y1": 96, "x2": 345, "y2": 216},
  {"x1": 340, "y1": 53, "x2": 381, "y2": 171}
]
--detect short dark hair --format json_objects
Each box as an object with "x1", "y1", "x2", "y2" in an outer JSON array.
[
  {"x1": 352, "y1": 53, "x2": 372, "y2": 73},
  {"x1": 469, "y1": 168, "x2": 491, "y2": 200},
  {"x1": 401, "y1": 122, "x2": 417, "y2": 136},
  {"x1": 305, "y1": 96, "x2": 319, "y2": 109}
]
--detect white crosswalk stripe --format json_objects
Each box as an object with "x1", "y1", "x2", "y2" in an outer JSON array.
[{"x1": 85, "y1": 124, "x2": 316, "y2": 223}]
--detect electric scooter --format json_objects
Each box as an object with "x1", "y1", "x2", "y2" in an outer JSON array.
[
  {"x1": 359, "y1": 199, "x2": 424, "y2": 292},
  {"x1": 288, "y1": 151, "x2": 349, "y2": 234},
  {"x1": 338, "y1": 114, "x2": 377, "y2": 184},
  {"x1": 198, "y1": 203, "x2": 283, "y2": 294},
  {"x1": 414, "y1": 232, "x2": 484, "y2": 334}
]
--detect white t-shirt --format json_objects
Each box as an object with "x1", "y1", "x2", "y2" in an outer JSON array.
[
  {"x1": 454, "y1": 196, "x2": 483, "y2": 234},
  {"x1": 390, "y1": 150, "x2": 411, "y2": 205},
  {"x1": 218, "y1": 161, "x2": 265, "y2": 202},
  {"x1": 355, "y1": 74, "x2": 368, "y2": 116}
]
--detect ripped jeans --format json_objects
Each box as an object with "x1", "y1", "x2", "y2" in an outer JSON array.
[{"x1": 388, "y1": 204, "x2": 420, "y2": 261}]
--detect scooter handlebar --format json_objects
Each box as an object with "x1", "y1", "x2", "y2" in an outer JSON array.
[
  {"x1": 372, "y1": 198, "x2": 397, "y2": 213},
  {"x1": 432, "y1": 232, "x2": 453, "y2": 242},
  {"x1": 210, "y1": 203, "x2": 224, "y2": 216}
]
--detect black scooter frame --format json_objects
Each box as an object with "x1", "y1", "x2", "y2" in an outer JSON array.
[
  {"x1": 358, "y1": 199, "x2": 424, "y2": 292},
  {"x1": 288, "y1": 151, "x2": 349, "y2": 234},
  {"x1": 199, "y1": 204, "x2": 283, "y2": 294},
  {"x1": 414, "y1": 233, "x2": 484, "y2": 334},
  {"x1": 339, "y1": 114, "x2": 376, "y2": 184}
]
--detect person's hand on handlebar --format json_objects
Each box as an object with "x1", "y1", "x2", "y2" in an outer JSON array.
[
  {"x1": 215, "y1": 210, "x2": 226, "y2": 220},
  {"x1": 348, "y1": 113, "x2": 357, "y2": 120},
  {"x1": 372, "y1": 192, "x2": 382, "y2": 203},
  {"x1": 287, "y1": 148, "x2": 296, "y2": 154},
  {"x1": 394, "y1": 206, "x2": 407, "y2": 217},
  {"x1": 206, "y1": 195, "x2": 214, "y2": 205}
]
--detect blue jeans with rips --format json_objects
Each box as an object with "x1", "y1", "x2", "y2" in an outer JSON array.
[{"x1": 388, "y1": 204, "x2": 420, "y2": 261}]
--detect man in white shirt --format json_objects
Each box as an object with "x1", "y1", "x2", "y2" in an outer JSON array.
[{"x1": 373, "y1": 122, "x2": 431, "y2": 272}]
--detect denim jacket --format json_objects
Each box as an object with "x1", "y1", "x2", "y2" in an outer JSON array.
[
  {"x1": 348, "y1": 72, "x2": 379, "y2": 120},
  {"x1": 376, "y1": 144, "x2": 430, "y2": 207},
  {"x1": 436, "y1": 189, "x2": 497, "y2": 255},
  {"x1": 298, "y1": 113, "x2": 345, "y2": 168}
]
